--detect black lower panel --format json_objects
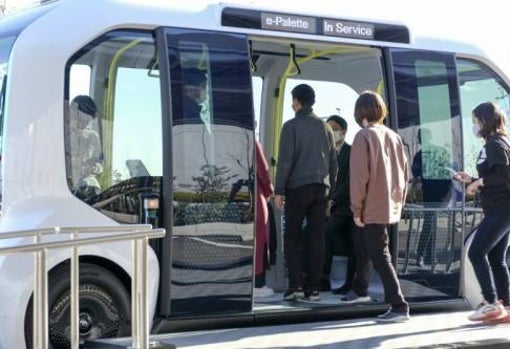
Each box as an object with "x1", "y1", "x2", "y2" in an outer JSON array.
[{"x1": 170, "y1": 296, "x2": 252, "y2": 316}]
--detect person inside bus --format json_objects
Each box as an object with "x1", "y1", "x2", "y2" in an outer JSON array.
[
  {"x1": 68, "y1": 95, "x2": 103, "y2": 198},
  {"x1": 411, "y1": 128, "x2": 452, "y2": 268},
  {"x1": 178, "y1": 67, "x2": 208, "y2": 125},
  {"x1": 253, "y1": 140, "x2": 275, "y2": 298},
  {"x1": 346, "y1": 91, "x2": 410, "y2": 322},
  {"x1": 274, "y1": 84, "x2": 337, "y2": 302},
  {"x1": 321, "y1": 115, "x2": 356, "y2": 294},
  {"x1": 453, "y1": 102, "x2": 510, "y2": 323}
]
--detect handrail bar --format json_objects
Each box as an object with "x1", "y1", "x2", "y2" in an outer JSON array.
[
  {"x1": 0, "y1": 224, "x2": 154, "y2": 240},
  {"x1": 0, "y1": 225, "x2": 165, "y2": 349},
  {"x1": 404, "y1": 206, "x2": 482, "y2": 213},
  {"x1": 0, "y1": 229, "x2": 164, "y2": 254}
]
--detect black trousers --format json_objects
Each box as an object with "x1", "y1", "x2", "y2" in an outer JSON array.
[
  {"x1": 284, "y1": 184, "x2": 328, "y2": 292},
  {"x1": 322, "y1": 213, "x2": 355, "y2": 287},
  {"x1": 352, "y1": 223, "x2": 408, "y2": 312},
  {"x1": 468, "y1": 209, "x2": 510, "y2": 305}
]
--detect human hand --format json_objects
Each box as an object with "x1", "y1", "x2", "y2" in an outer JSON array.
[
  {"x1": 354, "y1": 217, "x2": 365, "y2": 227},
  {"x1": 452, "y1": 171, "x2": 472, "y2": 183},
  {"x1": 466, "y1": 179, "x2": 483, "y2": 195},
  {"x1": 274, "y1": 195, "x2": 285, "y2": 211}
]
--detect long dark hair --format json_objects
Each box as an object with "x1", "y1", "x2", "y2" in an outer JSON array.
[{"x1": 472, "y1": 101, "x2": 507, "y2": 139}]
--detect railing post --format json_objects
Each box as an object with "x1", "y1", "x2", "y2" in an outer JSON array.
[
  {"x1": 33, "y1": 233, "x2": 40, "y2": 349},
  {"x1": 33, "y1": 233, "x2": 49, "y2": 349},
  {"x1": 0, "y1": 225, "x2": 165, "y2": 349},
  {"x1": 130, "y1": 235, "x2": 150, "y2": 349},
  {"x1": 131, "y1": 238, "x2": 140, "y2": 348},
  {"x1": 70, "y1": 229, "x2": 80, "y2": 349},
  {"x1": 139, "y1": 237, "x2": 149, "y2": 349}
]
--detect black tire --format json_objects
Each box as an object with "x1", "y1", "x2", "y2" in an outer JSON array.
[{"x1": 24, "y1": 262, "x2": 131, "y2": 349}]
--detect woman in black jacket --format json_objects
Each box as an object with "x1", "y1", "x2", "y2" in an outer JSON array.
[{"x1": 455, "y1": 101, "x2": 510, "y2": 322}]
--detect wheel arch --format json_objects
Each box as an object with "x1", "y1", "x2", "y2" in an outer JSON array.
[{"x1": 48, "y1": 255, "x2": 132, "y2": 295}]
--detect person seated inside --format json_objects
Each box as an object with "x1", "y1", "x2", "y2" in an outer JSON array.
[{"x1": 69, "y1": 95, "x2": 103, "y2": 198}]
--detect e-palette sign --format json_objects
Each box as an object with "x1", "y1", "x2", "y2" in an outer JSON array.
[
  {"x1": 221, "y1": 7, "x2": 410, "y2": 44},
  {"x1": 261, "y1": 13, "x2": 316, "y2": 34}
]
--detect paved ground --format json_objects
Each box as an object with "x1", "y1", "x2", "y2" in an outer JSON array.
[{"x1": 92, "y1": 310, "x2": 510, "y2": 349}]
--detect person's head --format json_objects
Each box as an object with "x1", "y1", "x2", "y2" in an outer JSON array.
[
  {"x1": 291, "y1": 84, "x2": 315, "y2": 112},
  {"x1": 70, "y1": 95, "x2": 97, "y2": 131},
  {"x1": 354, "y1": 90, "x2": 387, "y2": 128},
  {"x1": 183, "y1": 68, "x2": 207, "y2": 103},
  {"x1": 472, "y1": 101, "x2": 507, "y2": 139},
  {"x1": 326, "y1": 115, "x2": 347, "y2": 146}
]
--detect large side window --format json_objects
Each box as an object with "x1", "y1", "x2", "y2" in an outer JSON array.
[
  {"x1": 457, "y1": 59, "x2": 510, "y2": 176},
  {"x1": 66, "y1": 31, "x2": 162, "y2": 222},
  {"x1": 392, "y1": 50, "x2": 461, "y2": 205},
  {"x1": 391, "y1": 49, "x2": 463, "y2": 299}
]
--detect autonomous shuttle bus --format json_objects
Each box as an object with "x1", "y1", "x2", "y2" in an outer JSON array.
[{"x1": 0, "y1": 0, "x2": 509, "y2": 347}]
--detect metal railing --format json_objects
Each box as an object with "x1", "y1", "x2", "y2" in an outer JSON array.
[{"x1": 0, "y1": 224, "x2": 165, "y2": 349}]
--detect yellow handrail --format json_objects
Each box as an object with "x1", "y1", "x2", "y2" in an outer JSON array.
[{"x1": 101, "y1": 39, "x2": 143, "y2": 188}]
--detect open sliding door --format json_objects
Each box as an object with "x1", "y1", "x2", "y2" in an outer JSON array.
[{"x1": 157, "y1": 27, "x2": 255, "y2": 316}]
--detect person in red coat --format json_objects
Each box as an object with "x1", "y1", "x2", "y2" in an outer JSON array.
[{"x1": 254, "y1": 140, "x2": 275, "y2": 298}]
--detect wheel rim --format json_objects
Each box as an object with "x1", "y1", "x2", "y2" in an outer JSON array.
[{"x1": 48, "y1": 284, "x2": 124, "y2": 347}]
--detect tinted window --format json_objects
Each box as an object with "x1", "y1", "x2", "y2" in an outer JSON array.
[
  {"x1": 392, "y1": 49, "x2": 462, "y2": 300},
  {"x1": 162, "y1": 29, "x2": 254, "y2": 316},
  {"x1": 457, "y1": 59, "x2": 510, "y2": 176}
]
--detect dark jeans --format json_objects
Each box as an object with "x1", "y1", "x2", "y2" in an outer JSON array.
[
  {"x1": 468, "y1": 209, "x2": 510, "y2": 305},
  {"x1": 322, "y1": 213, "x2": 355, "y2": 287},
  {"x1": 352, "y1": 224, "x2": 408, "y2": 313},
  {"x1": 284, "y1": 184, "x2": 328, "y2": 292}
]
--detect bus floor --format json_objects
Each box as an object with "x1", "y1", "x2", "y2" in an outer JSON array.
[
  {"x1": 253, "y1": 261, "x2": 454, "y2": 312},
  {"x1": 87, "y1": 310, "x2": 510, "y2": 349}
]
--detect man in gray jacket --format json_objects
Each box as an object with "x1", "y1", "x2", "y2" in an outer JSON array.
[{"x1": 274, "y1": 84, "x2": 337, "y2": 302}]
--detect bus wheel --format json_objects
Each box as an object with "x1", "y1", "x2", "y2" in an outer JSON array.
[{"x1": 24, "y1": 263, "x2": 131, "y2": 348}]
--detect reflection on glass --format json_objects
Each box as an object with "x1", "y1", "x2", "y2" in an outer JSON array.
[{"x1": 168, "y1": 32, "x2": 254, "y2": 315}]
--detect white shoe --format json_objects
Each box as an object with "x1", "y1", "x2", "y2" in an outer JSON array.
[
  {"x1": 468, "y1": 301, "x2": 506, "y2": 321},
  {"x1": 254, "y1": 286, "x2": 274, "y2": 298}
]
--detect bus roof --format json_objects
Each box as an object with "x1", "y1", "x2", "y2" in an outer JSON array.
[{"x1": 0, "y1": 0, "x2": 487, "y2": 58}]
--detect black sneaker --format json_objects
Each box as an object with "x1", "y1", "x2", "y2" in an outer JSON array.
[
  {"x1": 376, "y1": 308, "x2": 410, "y2": 322},
  {"x1": 283, "y1": 288, "x2": 304, "y2": 301},
  {"x1": 305, "y1": 290, "x2": 320, "y2": 301}
]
